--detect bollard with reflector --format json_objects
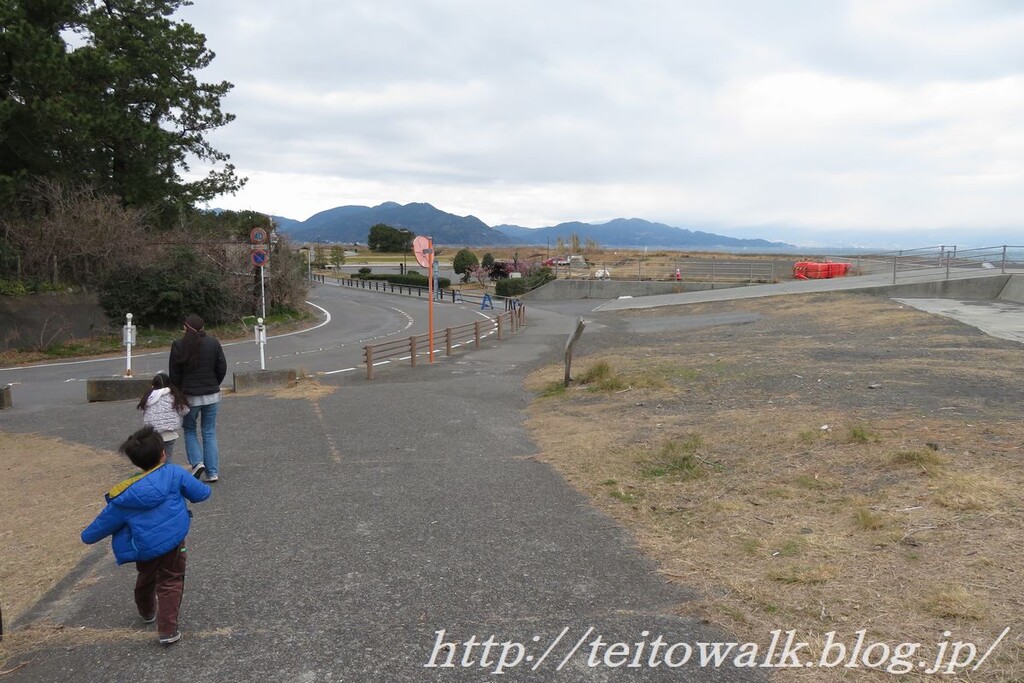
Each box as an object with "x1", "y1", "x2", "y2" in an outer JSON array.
[
  {"x1": 255, "y1": 317, "x2": 267, "y2": 370},
  {"x1": 123, "y1": 313, "x2": 137, "y2": 377}
]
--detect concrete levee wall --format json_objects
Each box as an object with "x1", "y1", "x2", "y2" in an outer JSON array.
[
  {"x1": 858, "y1": 275, "x2": 1011, "y2": 301},
  {"x1": 997, "y1": 274, "x2": 1024, "y2": 304},
  {"x1": 524, "y1": 279, "x2": 745, "y2": 300}
]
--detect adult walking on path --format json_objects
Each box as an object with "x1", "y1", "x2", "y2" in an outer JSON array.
[{"x1": 169, "y1": 314, "x2": 227, "y2": 483}]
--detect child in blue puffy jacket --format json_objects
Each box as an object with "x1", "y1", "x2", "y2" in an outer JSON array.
[{"x1": 81, "y1": 426, "x2": 211, "y2": 645}]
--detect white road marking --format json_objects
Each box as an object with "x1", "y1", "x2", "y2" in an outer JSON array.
[{"x1": 0, "y1": 299, "x2": 333, "y2": 373}]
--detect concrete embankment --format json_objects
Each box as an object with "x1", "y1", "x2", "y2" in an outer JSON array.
[
  {"x1": 524, "y1": 279, "x2": 744, "y2": 300},
  {"x1": 858, "y1": 274, "x2": 1011, "y2": 300},
  {"x1": 997, "y1": 274, "x2": 1024, "y2": 304}
]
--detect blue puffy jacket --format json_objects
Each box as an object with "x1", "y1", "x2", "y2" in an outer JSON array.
[{"x1": 81, "y1": 464, "x2": 211, "y2": 564}]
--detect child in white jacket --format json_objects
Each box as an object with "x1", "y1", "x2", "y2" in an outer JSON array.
[{"x1": 137, "y1": 372, "x2": 190, "y2": 460}]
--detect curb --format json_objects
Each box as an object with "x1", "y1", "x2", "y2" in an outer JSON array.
[
  {"x1": 85, "y1": 377, "x2": 152, "y2": 402},
  {"x1": 232, "y1": 369, "x2": 298, "y2": 392}
]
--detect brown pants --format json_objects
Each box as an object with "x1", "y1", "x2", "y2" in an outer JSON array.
[{"x1": 134, "y1": 541, "x2": 187, "y2": 638}]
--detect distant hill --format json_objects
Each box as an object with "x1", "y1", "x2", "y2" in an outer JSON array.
[
  {"x1": 270, "y1": 215, "x2": 303, "y2": 232},
  {"x1": 495, "y1": 218, "x2": 792, "y2": 249},
  {"x1": 280, "y1": 202, "x2": 510, "y2": 246},
  {"x1": 273, "y1": 202, "x2": 792, "y2": 249}
]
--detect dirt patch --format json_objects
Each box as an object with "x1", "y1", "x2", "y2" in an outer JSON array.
[
  {"x1": 525, "y1": 292, "x2": 1024, "y2": 681},
  {"x1": 0, "y1": 433, "x2": 125, "y2": 665},
  {"x1": 230, "y1": 376, "x2": 339, "y2": 401}
]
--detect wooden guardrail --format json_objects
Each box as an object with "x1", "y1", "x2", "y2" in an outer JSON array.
[{"x1": 363, "y1": 305, "x2": 526, "y2": 379}]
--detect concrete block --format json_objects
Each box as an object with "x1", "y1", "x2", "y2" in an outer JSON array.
[
  {"x1": 1, "y1": 384, "x2": 12, "y2": 409},
  {"x1": 232, "y1": 369, "x2": 298, "y2": 392},
  {"x1": 86, "y1": 377, "x2": 153, "y2": 403}
]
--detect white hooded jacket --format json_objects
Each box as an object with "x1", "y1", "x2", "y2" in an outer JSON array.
[{"x1": 143, "y1": 387, "x2": 189, "y2": 440}]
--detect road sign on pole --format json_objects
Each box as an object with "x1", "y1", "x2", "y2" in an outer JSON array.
[{"x1": 412, "y1": 236, "x2": 436, "y2": 362}]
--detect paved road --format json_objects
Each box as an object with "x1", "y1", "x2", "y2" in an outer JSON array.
[
  {"x1": 4, "y1": 290, "x2": 764, "y2": 682},
  {"x1": 892, "y1": 298, "x2": 1024, "y2": 344},
  {"x1": 0, "y1": 284, "x2": 492, "y2": 408},
  {"x1": 592, "y1": 269, "x2": 1024, "y2": 345}
]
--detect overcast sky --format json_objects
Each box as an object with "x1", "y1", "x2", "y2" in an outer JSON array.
[{"x1": 180, "y1": 1, "x2": 1023, "y2": 246}]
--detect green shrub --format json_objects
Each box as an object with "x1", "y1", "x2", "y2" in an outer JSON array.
[
  {"x1": 496, "y1": 278, "x2": 527, "y2": 296},
  {"x1": 0, "y1": 279, "x2": 30, "y2": 296},
  {"x1": 98, "y1": 248, "x2": 240, "y2": 326}
]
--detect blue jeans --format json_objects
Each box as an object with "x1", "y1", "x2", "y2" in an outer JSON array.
[
  {"x1": 183, "y1": 401, "x2": 220, "y2": 476},
  {"x1": 163, "y1": 438, "x2": 176, "y2": 461}
]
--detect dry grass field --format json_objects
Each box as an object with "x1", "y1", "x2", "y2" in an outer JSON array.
[{"x1": 525, "y1": 292, "x2": 1023, "y2": 681}]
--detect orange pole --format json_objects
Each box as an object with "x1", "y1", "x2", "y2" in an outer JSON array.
[{"x1": 428, "y1": 237, "x2": 434, "y2": 363}]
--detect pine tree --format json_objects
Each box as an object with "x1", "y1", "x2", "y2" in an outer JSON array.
[{"x1": 0, "y1": 0, "x2": 243, "y2": 220}]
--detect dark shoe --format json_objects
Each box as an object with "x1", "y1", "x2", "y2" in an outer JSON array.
[
  {"x1": 142, "y1": 613, "x2": 156, "y2": 624},
  {"x1": 159, "y1": 631, "x2": 181, "y2": 645},
  {"x1": 190, "y1": 462, "x2": 206, "y2": 479}
]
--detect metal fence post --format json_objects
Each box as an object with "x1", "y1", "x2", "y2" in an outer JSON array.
[
  {"x1": 446, "y1": 328, "x2": 453, "y2": 356},
  {"x1": 1002, "y1": 245, "x2": 1007, "y2": 273},
  {"x1": 474, "y1": 321, "x2": 481, "y2": 348},
  {"x1": 365, "y1": 346, "x2": 374, "y2": 380},
  {"x1": 410, "y1": 336, "x2": 417, "y2": 367},
  {"x1": 497, "y1": 315, "x2": 503, "y2": 340}
]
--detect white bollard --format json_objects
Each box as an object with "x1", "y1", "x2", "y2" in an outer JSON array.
[
  {"x1": 123, "y1": 313, "x2": 137, "y2": 377},
  {"x1": 255, "y1": 317, "x2": 267, "y2": 371}
]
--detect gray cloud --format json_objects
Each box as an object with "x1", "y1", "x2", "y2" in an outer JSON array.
[{"x1": 180, "y1": 1, "x2": 1024, "y2": 246}]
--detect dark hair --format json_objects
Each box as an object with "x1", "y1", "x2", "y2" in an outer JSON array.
[
  {"x1": 181, "y1": 313, "x2": 206, "y2": 369},
  {"x1": 137, "y1": 371, "x2": 189, "y2": 412},
  {"x1": 119, "y1": 426, "x2": 164, "y2": 471}
]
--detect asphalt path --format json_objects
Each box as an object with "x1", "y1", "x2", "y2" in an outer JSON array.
[
  {"x1": 0, "y1": 283, "x2": 494, "y2": 408},
  {"x1": 15, "y1": 271, "x2": 1020, "y2": 681},
  {"x1": 4, "y1": 291, "x2": 766, "y2": 683}
]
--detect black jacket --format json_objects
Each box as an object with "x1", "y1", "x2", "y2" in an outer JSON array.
[{"x1": 169, "y1": 334, "x2": 227, "y2": 396}]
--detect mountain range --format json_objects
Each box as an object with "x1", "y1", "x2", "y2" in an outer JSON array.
[{"x1": 275, "y1": 201, "x2": 794, "y2": 250}]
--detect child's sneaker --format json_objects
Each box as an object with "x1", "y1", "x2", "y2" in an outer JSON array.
[
  {"x1": 190, "y1": 462, "x2": 206, "y2": 479},
  {"x1": 159, "y1": 631, "x2": 181, "y2": 645},
  {"x1": 204, "y1": 473, "x2": 219, "y2": 482},
  {"x1": 141, "y1": 613, "x2": 156, "y2": 624}
]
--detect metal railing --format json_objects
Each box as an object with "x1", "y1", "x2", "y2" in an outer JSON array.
[
  {"x1": 815, "y1": 245, "x2": 1024, "y2": 284},
  {"x1": 363, "y1": 305, "x2": 526, "y2": 379},
  {"x1": 337, "y1": 276, "x2": 523, "y2": 310}
]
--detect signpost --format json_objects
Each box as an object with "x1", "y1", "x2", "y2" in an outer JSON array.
[
  {"x1": 250, "y1": 228, "x2": 269, "y2": 321},
  {"x1": 250, "y1": 228, "x2": 270, "y2": 369},
  {"x1": 413, "y1": 235, "x2": 435, "y2": 363}
]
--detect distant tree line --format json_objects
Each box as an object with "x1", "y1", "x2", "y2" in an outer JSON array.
[{"x1": 367, "y1": 224, "x2": 414, "y2": 253}]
